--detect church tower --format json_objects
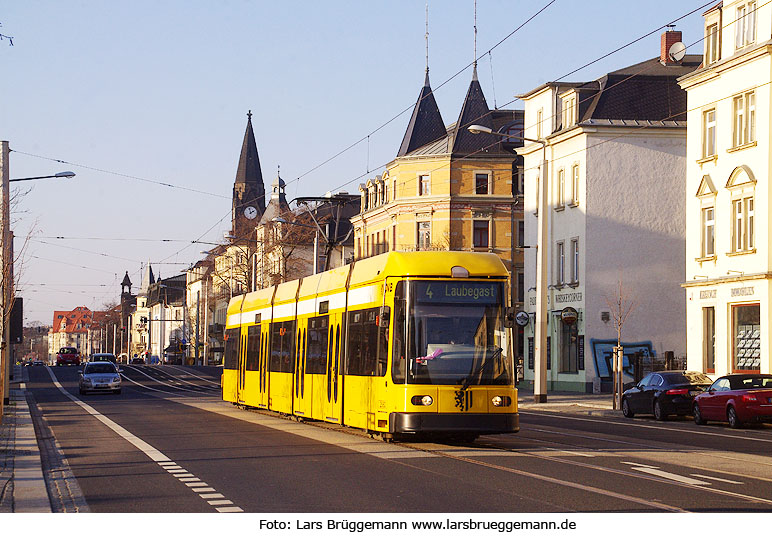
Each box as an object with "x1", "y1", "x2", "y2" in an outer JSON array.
[{"x1": 232, "y1": 110, "x2": 266, "y2": 239}]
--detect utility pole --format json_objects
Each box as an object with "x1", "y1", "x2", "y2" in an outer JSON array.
[{"x1": 0, "y1": 140, "x2": 9, "y2": 417}]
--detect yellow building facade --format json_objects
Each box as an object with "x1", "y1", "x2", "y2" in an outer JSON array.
[{"x1": 351, "y1": 68, "x2": 525, "y2": 353}]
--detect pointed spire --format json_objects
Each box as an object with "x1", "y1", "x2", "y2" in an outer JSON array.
[
  {"x1": 397, "y1": 5, "x2": 446, "y2": 157},
  {"x1": 235, "y1": 111, "x2": 265, "y2": 209},
  {"x1": 138, "y1": 262, "x2": 155, "y2": 297},
  {"x1": 450, "y1": 70, "x2": 497, "y2": 155}
]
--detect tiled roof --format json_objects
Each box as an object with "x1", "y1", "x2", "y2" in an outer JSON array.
[
  {"x1": 235, "y1": 112, "x2": 264, "y2": 188},
  {"x1": 52, "y1": 306, "x2": 94, "y2": 334}
]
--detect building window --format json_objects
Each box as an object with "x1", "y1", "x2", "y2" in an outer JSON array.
[
  {"x1": 703, "y1": 307, "x2": 715, "y2": 374},
  {"x1": 556, "y1": 169, "x2": 565, "y2": 208},
  {"x1": 517, "y1": 221, "x2": 524, "y2": 248},
  {"x1": 562, "y1": 96, "x2": 576, "y2": 129},
  {"x1": 706, "y1": 23, "x2": 719, "y2": 64},
  {"x1": 732, "y1": 303, "x2": 760, "y2": 372},
  {"x1": 536, "y1": 108, "x2": 543, "y2": 139},
  {"x1": 702, "y1": 109, "x2": 716, "y2": 158},
  {"x1": 417, "y1": 221, "x2": 431, "y2": 250},
  {"x1": 514, "y1": 163, "x2": 524, "y2": 197},
  {"x1": 701, "y1": 206, "x2": 715, "y2": 257},
  {"x1": 383, "y1": 182, "x2": 389, "y2": 203},
  {"x1": 556, "y1": 241, "x2": 565, "y2": 285},
  {"x1": 517, "y1": 272, "x2": 524, "y2": 303},
  {"x1": 570, "y1": 238, "x2": 579, "y2": 284},
  {"x1": 735, "y1": 1, "x2": 756, "y2": 50},
  {"x1": 732, "y1": 91, "x2": 755, "y2": 147},
  {"x1": 475, "y1": 172, "x2": 490, "y2": 195},
  {"x1": 732, "y1": 196, "x2": 754, "y2": 252},
  {"x1": 473, "y1": 220, "x2": 489, "y2": 249},
  {"x1": 418, "y1": 175, "x2": 430, "y2": 196},
  {"x1": 570, "y1": 164, "x2": 579, "y2": 205}
]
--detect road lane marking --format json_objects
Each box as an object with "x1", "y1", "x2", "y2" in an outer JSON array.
[
  {"x1": 216, "y1": 507, "x2": 243, "y2": 513},
  {"x1": 691, "y1": 474, "x2": 744, "y2": 484},
  {"x1": 627, "y1": 465, "x2": 710, "y2": 486},
  {"x1": 45, "y1": 366, "x2": 242, "y2": 513},
  {"x1": 521, "y1": 410, "x2": 772, "y2": 444},
  {"x1": 621, "y1": 462, "x2": 659, "y2": 469},
  {"x1": 200, "y1": 493, "x2": 225, "y2": 499},
  {"x1": 185, "y1": 482, "x2": 209, "y2": 487}
]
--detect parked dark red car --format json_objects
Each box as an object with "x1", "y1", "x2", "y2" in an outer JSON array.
[{"x1": 693, "y1": 374, "x2": 772, "y2": 428}]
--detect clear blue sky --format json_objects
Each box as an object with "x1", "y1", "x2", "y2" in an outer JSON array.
[{"x1": 1, "y1": 0, "x2": 708, "y2": 324}]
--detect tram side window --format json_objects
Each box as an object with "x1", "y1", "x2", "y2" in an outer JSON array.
[
  {"x1": 269, "y1": 320, "x2": 295, "y2": 373},
  {"x1": 306, "y1": 316, "x2": 329, "y2": 374},
  {"x1": 246, "y1": 325, "x2": 260, "y2": 371},
  {"x1": 223, "y1": 328, "x2": 241, "y2": 370},
  {"x1": 392, "y1": 282, "x2": 407, "y2": 383},
  {"x1": 347, "y1": 308, "x2": 388, "y2": 376}
]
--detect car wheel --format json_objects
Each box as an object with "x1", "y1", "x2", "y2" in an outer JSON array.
[
  {"x1": 114, "y1": 389, "x2": 121, "y2": 395},
  {"x1": 79, "y1": 388, "x2": 85, "y2": 395},
  {"x1": 727, "y1": 406, "x2": 742, "y2": 429},
  {"x1": 693, "y1": 403, "x2": 706, "y2": 425},
  {"x1": 654, "y1": 400, "x2": 667, "y2": 421},
  {"x1": 622, "y1": 398, "x2": 635, "y2": 418}
]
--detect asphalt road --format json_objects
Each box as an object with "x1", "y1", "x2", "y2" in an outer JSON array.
[{"x1": 24, "y1": 365, "x2": 772, "y2": 513}]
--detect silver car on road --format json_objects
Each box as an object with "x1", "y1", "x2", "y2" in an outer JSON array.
[{"x1": 79, "y1": 362, "x2": 122, "y2": 395}]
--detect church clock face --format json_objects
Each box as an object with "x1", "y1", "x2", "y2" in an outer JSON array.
[{"x1": 243, "y1": 206, "x2": 258, "y2": 220}]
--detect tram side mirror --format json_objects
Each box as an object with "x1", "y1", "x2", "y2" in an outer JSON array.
[
  {"x1": 504, "y1": 307, "x2": 516, "y2": 328},
  {"x1": 378, "y1": 306, "x2": 390, "y2": 328}
]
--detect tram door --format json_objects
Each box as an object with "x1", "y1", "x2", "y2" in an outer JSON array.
[
  {"x1": 256, "y1": 322, "x2": 270, "y2": 409},
  {"x1": 236, "y1": 329, "x2": 248, "y2": 403},
  {"x1": 293, "y1": 324, "x2": 308, "y2": 417},
  {"x1": 324, "y1": 314, "x2": 344, "y2": 423}
]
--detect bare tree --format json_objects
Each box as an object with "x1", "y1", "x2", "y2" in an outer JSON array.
[{"x1": 604, "y1": 279, "x2": 637, "y2": 410}]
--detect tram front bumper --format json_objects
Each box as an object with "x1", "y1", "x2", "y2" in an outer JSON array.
[{"x1": 389, "y1": 412, "x2": 519, "y2": 434}]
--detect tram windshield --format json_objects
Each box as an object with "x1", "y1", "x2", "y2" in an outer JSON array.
[{"x1": 392, "y1": 280, "x2": 512, "y2": 386}]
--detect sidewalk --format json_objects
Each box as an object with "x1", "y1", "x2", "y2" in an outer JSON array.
[
  {"x1": 517, "y1": 385, "x2": 617, "y2": 417},
  {"x1": 0, "y1": 364, "x2": 52, "y2": 513}
]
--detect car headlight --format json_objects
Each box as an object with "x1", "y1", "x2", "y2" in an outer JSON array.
[
  {"x1": 82, "y1": 379, "x2": 92, "y2": 386},
  {"x1": 113, "y1": 376, "x2": 121, "y2": 383},
  {"x1": 491, "y1": 395, "x2": 512, "y2": 407}
]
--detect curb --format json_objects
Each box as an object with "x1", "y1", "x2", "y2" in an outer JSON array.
[{"x1": 1, "y1": 365, "x2": 52, "y2": 513}]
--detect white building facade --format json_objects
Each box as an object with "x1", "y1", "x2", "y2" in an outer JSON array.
[
  {"x1": 519, "y1": 35, "x2": 698, "y2": 391},
  {"x1": 681, "y1": 1, "x2": 770, "y2": 376}
]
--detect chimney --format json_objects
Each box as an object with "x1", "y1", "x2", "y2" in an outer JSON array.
[{"x1": 661, "y1": 29, "x2": 683, "y2": 65}]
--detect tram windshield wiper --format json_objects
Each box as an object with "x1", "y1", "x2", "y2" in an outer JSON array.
[{"x1": 459, "y1": 346, "x2": 503, "y2": 391}]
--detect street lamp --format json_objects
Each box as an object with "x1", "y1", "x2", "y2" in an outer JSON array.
[
  {"x1": 0, "y1": 138, "x2": 78, "y2": 417},
  {"x1": 468, "y1": 125, "x2": 550, "y2": 403}
]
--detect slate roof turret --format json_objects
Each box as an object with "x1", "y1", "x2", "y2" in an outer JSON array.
[{"x1": 397, "y1": 70, "x2": 447, "y2": 157}]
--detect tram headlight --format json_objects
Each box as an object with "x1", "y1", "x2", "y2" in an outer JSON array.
[
  {"x1": 411, "y1": 395, "x2": 434, "y2": 406},
  {"x1": 491, "y1": 396, "x2": 511, "y2": 407}
]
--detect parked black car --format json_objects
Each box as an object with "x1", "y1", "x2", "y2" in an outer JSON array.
[{"x1": 622, "y1": 371, "x2": 712, "y2": 420}]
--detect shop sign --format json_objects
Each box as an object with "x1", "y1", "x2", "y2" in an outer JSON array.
[
  {"x1": 731, "y1": 287, "x2": 754, "y2": 297},
  {"x1": 555, "y1": 292, "x2": 582, "y2": 304},
  {"x1": 699, "y1": 289, "x2": 717, "y2": 300},
  {"x1": 560, "y1": 306, "x2": 578, "y2": 325}
]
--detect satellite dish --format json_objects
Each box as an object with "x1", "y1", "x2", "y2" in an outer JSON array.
[{"x1": 669, "y1": 41, "x2": 686, "y2": 62}]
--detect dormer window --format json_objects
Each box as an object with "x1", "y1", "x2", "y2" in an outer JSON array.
[
  {"x1": 735, "y1": 1, "x2": 756, "y2": 50},
  {"x1": 562, "y1": 94, "x2": 576, "y2": 129},
  {"x1": 705, "y1": 22, "x2": 719, "y2": 64}
]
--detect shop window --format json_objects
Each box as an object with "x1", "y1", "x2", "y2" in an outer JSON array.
[
  {"x1": 558, "y1": 320, "x2": 578, "y2": 373},
  {"x1": 703, "y1": 307, "x2": 715, "y2": 373},
  {"x1": 732, "y1": 304, "x2": 760, "y2": 372}
]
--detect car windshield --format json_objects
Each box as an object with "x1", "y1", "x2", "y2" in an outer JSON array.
[
  {"x1": 666, "y1": 372, "x2": 712, "y2": 384},
  {"x1": 85, "y1": 363, "x2": 116, "y2": 374},
  {"x1": 392, "y1": 279, "x2": 512, "y2": 386},
  {"x1": 729, "y1": 374, "x2": 772, "y2": 390}
]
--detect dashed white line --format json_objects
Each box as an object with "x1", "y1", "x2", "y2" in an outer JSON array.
[{"x1": 45, "y1": 366, "x2": 242, "y2": 513}]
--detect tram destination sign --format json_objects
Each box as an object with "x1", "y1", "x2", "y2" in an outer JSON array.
[{"x1": 415, "y1": 281, "x2": 501, "y2": 305}]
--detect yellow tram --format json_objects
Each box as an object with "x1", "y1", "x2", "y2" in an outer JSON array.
[{"x1": 221, "y1": 251, "x2": 519, "y2": 440}]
